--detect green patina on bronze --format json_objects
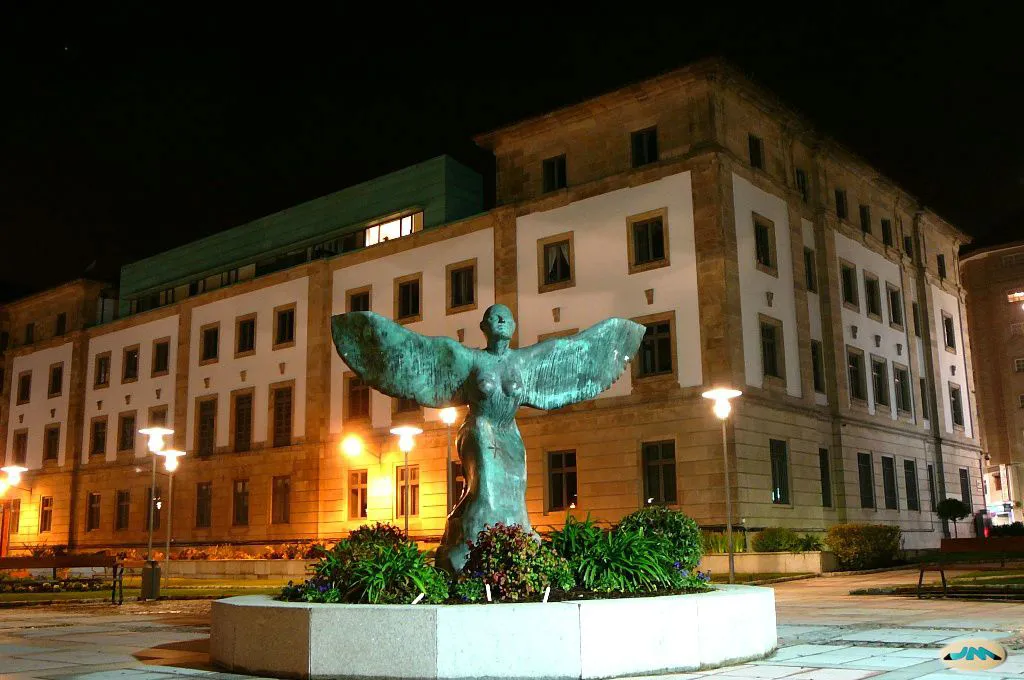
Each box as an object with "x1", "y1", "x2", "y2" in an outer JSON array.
[{"x1": 331, "y1": 304, "x2": 645, "y2": 572}]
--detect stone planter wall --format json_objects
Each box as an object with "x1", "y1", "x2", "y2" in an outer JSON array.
[
  {"x1": 700, "y1": 550, "x2": 837, "y2": 574},
  {"x1": 164, "y1": 559, "x2": 312, "y2": 580}
]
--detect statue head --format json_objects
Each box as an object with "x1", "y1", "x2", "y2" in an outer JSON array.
[{"x1": 480, "y1": 304, "x2": 516, "y2": 342}]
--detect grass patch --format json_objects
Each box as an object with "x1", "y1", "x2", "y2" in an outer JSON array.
[{"x1": 0, "y1": 579, "x2": 285, "y2": 603}]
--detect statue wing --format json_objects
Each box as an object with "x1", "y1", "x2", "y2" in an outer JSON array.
[
  {"x1": 517, "y1": 318, "x2": 646, "y2": 411},
  {"x1": 331, "y1": 312, "x2": 474, "y2": 408}
]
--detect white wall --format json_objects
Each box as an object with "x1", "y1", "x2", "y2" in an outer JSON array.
[
  {"x1": 83, "y1": 315, "x2": 180, "y2": 462},
  {"x1": 802, "y1": 219, "x2": 827, "y2": 406},
  {"x1": 515, "y1": 170, "x2": 702, "y2": 394},
  {"x1": 188, "y1": 278, "x2": 309, "y2": 450},
  {"x1": 329, "y1": 229, "x2": 495, "y2": 433},
  {"x1": 5, "y1": 343, "x2": 73, "y2": 469},
  {"x1": 733, "y1": 174, "x2": 801, "y2": 397},
  {"x1": 931, "y1": 285, "x2": 972, "y2": 437}
]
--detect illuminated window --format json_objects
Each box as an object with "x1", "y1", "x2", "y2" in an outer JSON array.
[
  {"x1": 364, "y1": 213, "x2": 420, "y2": 247},
  {"x1": 1008, "y1": 290, "x2": 1024, "y2": 304},
  {"x1": 349, "y1": 470, "x2": 368, "y2": 519}
]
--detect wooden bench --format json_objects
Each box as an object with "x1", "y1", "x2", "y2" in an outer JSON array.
[
  {"x1": 916, "y1": 554, "x2": 1023, "y2": 598},
  {"x1": 0, "y1": 555, "x2": 132, "y2": 604}
]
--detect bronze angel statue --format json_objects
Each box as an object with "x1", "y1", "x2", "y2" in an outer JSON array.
[{"x1": 331, "y1": 304, "x2": 645, "y2": 572}]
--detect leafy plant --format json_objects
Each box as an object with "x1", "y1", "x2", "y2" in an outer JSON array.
[
  {"x1": 617, "y1": 506, "x2": 702, "y2": 572},
  {"x1": 752, "y1": 527, "x2": 800, "y2": 552},
  {"x1": 990, "y1": 521, "x2": 1024, "y2": 537},
  {"x1": 825, "y1": 524, "x2": 901, "y2": 570},
  {"x1": 936, "y1": 498, "x2": 971, "y2": 537},
  {"x1": 796, "y1": 533, "x2": 823, "y2": 551},
  {"x1": 349, "y1": 522, "x2": 407, "y2": 546},
  {"x1": 701, "y1": 530, "x2": 746, "y2": 554},
  {"x1": 461, "y1": 523, "x2": 574, "y2": 602}
]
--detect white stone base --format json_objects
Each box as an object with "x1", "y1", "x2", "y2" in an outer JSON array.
[{"x1": 211, "y1": 586, "x2": 777, "y2": 679}]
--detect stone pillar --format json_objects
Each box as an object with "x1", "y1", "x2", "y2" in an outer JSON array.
[
  {"x1": 65, "y1": 332, "x2": 89, "y2": 550},
  {"x1": 492, "y1": 207, "x2": 519, "y2": 347}
]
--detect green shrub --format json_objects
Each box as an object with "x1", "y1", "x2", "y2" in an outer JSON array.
[
  {"x1": 825, "y1": 524, "x2": 901, "y2": 570},
  {"x1": 460, "y1": 523, "x2": 574, "y2": 602},
  {"x1": 795, "y1": 533, "x2": 823, "y2": 551},
  {"x1": 752, "y1": 527, "x2": 800, "y2": 552},
  {"x1": 617, "y1": 506, "x2": 703, "y2": 571},
  {"x1": 990, "y1": 521, "x2": 1024, "y2": 537},
  {"x1": 701, "y1": 530, "x2": 746, "y2": 554}
]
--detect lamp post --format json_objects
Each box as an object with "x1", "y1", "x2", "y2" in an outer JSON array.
[
  {"x1": 157, "y1": 450, "x2": 185, "y2": 576},
  {"x1": 390, "y1": 426, "x2": 422, "y2": 536},
  {"x1": 440, "y1": 408, "x2": 458, "y2": 514},
  {"x1": 138, "y1": 426, "x2": 173, "y2": 600},
  {"x1": 702, "y1": 387, "x2": 742, "y2": 585}
]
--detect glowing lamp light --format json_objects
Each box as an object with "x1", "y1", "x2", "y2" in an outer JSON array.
[
  {"x1": 390, "y1": 426, "x2": 423, "y2": 453},
  {"x1": 139, "y1": 427, "x2": 174, "y2": 453},
  {"x1": 159, "y1": 449, "x2": 186, "y2": 472},
  {"x1": 440, "y1": 407, "x2": 458, "y2": 426},
  {"x1": 341, "y1": 434, "x2": 364, "y2": 457},
  {"x1": 2, "y1": 465, "x2": 28, "y2": 486},
  {"x1": 701, "y1": 388, "x2": 742, "y2": 421},
  {"x1": 0, "y1": 480, "x2": 8, "y2": 497}
]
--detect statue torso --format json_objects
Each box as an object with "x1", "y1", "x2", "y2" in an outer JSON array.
[{"x1": 466, "y1": 350, "x2": 524, "y2": 426}]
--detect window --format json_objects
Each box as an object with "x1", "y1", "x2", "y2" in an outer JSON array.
[
  {"x1": 631, "y1": 127, "x2": 658, "y2": 167},
  {"x1": 937, "y1": 254, "x2": 947, "y2": 280},
  {"x1": 753, "y1": 215, "x2": 776, "y2": 274},
  {"x1": 196, "y1": 482, "x2": 213, "y2": 528},
  {"x1": 548, "y1": 451, "x2": 577, "y2": 511},
  {"x1": 881, "y1": 456, "x2": 899, "y2": 510},
  {"x1": 152, "y1": 339, "x2": 170, "y2": 375},
  {"x1": 864, "y1": 274, "x2": 882, "y2": 319},
  {"x1": 748, "y1": 134, "x2": 764, "y2": 169},
  {"x1": 811, "y1": 340, "x2": 826, "y2": 393},
  {"x1": 769, "y1": 439, "x2": 790, "y2": 504},
  {"x1": 904, "y1": 460, "x2": 920, "y2": 511},
  {"x1": 43, "y1": 424, "x2": 60, "y2": 461},
  {"x1": 848, "y1": 348, "x2": 867, "y2": 402},
  {"x1": 871, "y1": 357, "x2": 890, "y2": 407},
  {"x1": 881, "y1": 219, "x2": 893, "y2": 247},
  {"x1": 840, "y1": 262, "x2": 858, "y2": 308},
  {"x1": 942, "y1": 313, "x2": 956, "y2": 351},
  {"x1": 885, "y1": 286, "x2": 903, "y2": 328},
  {"x1": 1016, "y1": 358, "x2": 1024, "y2": 373},
  {"x1": 272, "y1": 385, "x2": 293, "y2": 448},
  {"x1": 361, "y1": 212, "x2": 422, "y2": 247},
  {"x1": 272, "y1": 476, "x2": 291, "y2": 524},
  {"x1": 274, "y1": 304, "x2": 296, "y2": 348},
  {"x1": 542, "y1": 154, "x2": 567, "y2": 192},
  {"x1": 894, "y1": 365, "x2": 912, "y2": 413},
  {"x1": 346, "y1": 375, "x2": 370, "y2": 420},
  {"x1": 233, "y1": 480, "x2": 249, "y2": 526},
  {"x1": 347, "y1": 287, "x2": 371, "y2": 312},
  {"x1": 39, "y1": 496, "x2": 53, "y2": 532},
  {"x1": 122, "y1": 346, "x2": 139, "y2": 382},
  {"x1": 200, "y1": 324, "x2": 220, "y2": 363},
  {"x1": 197, "y1": 398, "x2": 217, "y2": 457},
  {"x1": 859, "y1": 205, "x2": 872, "y2": 235},
  {"x1": 927, "y1": 464, "x2": 937, "y2": 511},
  {"x1": 117, "y1": 412, "x2": 136, "y2": 452},
  {"x1": 920, "y1": 378, "x2": 929, "y2": 419},
  {"x1": 90, "y1": 417, "x2": 107, "y2": 457},
  {"x1": 835, "y1": 189, "x2": 848, "y2": 220},
  {"x1": 642, "y1": 441, "x2": 676, "y2": 505},
  {"x1": 149, "y1": 405, "x2": 168, "y2": 428},
  {"x1": 1008, "y1": 290, "x2": 1024, "y2": 305},
  {"x1": 55, "y1": 312, "x2": 67, "y2": 336},
  {"x1": 819, "y1": 448, "x2": 832, "y2": 508},
  {"x1": 24, "y1": 322, "x2": 34, "y2": 345},
  {"x1": 804, "y1": 247, "x2": 817, "y2": 292},
  {"x1": 349, "y1": 470, "x2": 368, "y2": 519},
  {"x1": 115, "y1": 490, "x2": 130, "y2": 530},
  {"x1": 236, "y1": 316, "x2": 256, "y2": 356},
  {"x1": 48, "y1": 363, "x2": 63, "y2": 397},
  {"x1": 795, "y1": 168, "x2": 809, "y2": 203},
  {"x1": 12, "y1": 432, "x2": 27, "y2": 465},
  {"x1": 637, "y1": 319, "x2": 673, "y2": 378},
  {"x1": 396, "y1": 465, "x2": 420, "y2": 517},
  {"x1": 8, "y1": 499, "x2": 19, "y2": 534},
  {"x1": 959, "y1": 468, "x2": 972, "y2": 510},
  {"x1": 94, "y1": 353, "x2": 111, "y2": 387},
  {"x1": 858, "y1": 452, "x2": 875, "y2": 508},
  {"x1": 446, "y1": 260, "x2": 477, "y2": 313},
  {"x1": 538, "y1": 233, "x2": 574, "y2": 292},
  {"x1": 86, "y1": 493, "x2": 101, "y2": 531},
  {"x1": 949, "y1": 383, "x2": 965, "y2": 428},
  {"x1": 760, "y1": 319, "x2": 783, "y2": 380},
  {"x1": 395, "y1": 274, "x2": 422, "y2": 322},
  {"x1": 628, "y1": 210, "x2": 669, "y2": 272},
  {"x1": 395, "y1": 396, "x2": 419, "y2": 414},
  {"x1": 229, "y1": 392, "x2": 252, "y2": 452},
  {"x1": 904, "y1": 235, "x2": 914, "y2": 257},
  {"x1": 16, "y1": 372, "x2": 31, "y2": 404}
]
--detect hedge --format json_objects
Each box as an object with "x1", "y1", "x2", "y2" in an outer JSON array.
[{"x1": 825, "y1": 523, "x2": 901, "y2": 570}]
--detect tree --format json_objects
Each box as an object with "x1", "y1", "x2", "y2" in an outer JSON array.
[{"x1": 936, "y1": 498, "x2": 971, "y2": 537}]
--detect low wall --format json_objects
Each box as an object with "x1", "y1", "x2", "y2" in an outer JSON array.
[
  {"x1": 212, "y1": 586, "x2": 777, "y2": 679},
  {"x1": 163, "y1": 559, "x2": 312, "y2": 580},
  {"x1": 941, "y1": 537, "x2": 1024, "y2": 553},
  {"x1": 700, "y1": 551, "x2": 836, "y2": 574}
]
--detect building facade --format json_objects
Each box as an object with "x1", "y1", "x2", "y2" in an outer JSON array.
[
  {"x1": 962, "y1": 241, "x2": 1024, "y2": 524},
  {"x1": 0, "y1": 60, "x2": 983, "y2": 554}
]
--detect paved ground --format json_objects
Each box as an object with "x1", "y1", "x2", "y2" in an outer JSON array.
[{"x1": 0, "y1": 569, "x2": 1019, "y2": 679}]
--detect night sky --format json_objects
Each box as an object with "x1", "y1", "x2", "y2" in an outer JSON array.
[{"x1": 1, "y1": 5, "x2": 1022, "y2": 303}]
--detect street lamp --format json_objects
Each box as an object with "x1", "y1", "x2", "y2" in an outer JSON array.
[
  {"x1": 440, "y1": 408, "x2": 458, "y2": 514},
  {"x1": 702, "y1": 387, "x2": 742, "y2": 585},
  {"x1": 390, "y1": 425, "x2": 422, "y2": 536},
  {"x1": 157, "y1": 449, "x2": 185, "y2": 576},
  {"x1": 139, "y1": 426, "x2": 173, "y2": 600}
]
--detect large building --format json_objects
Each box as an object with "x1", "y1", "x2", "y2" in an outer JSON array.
[
  {"x1": 0, "y1": 59, "x2": 983, "y2": 554},
  {"x1": 962, "y1": 241, "x2": 1024, "y2": 524}
]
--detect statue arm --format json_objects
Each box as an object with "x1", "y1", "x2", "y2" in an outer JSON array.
[
  {"x1": 331, "y1": 312, "x2": 474, "y2": 408},
  {"x1": 517, "y1": 318, "x2": 646, "y2": 411}
]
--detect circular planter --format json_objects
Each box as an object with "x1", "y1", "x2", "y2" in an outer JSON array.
[{"x1": 211, "y1": 585, "x2": 777, "y2": 679}]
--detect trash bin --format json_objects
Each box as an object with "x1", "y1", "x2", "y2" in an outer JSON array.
[{"x1": 140, "y1": 560, "x2": 161, "y2": 600}]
